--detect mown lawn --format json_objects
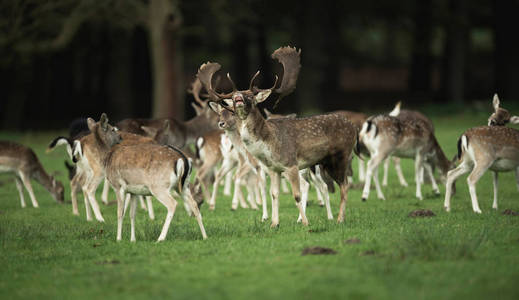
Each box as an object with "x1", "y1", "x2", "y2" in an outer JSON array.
[{"x1": 1, "y1": 111, "x2": 518, "y2": 300}]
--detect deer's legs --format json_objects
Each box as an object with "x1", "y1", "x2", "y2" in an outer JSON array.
[
  {"x1": 394, "y1": 157, "x2": 408, "y2": 187},
  {"x1": 146, "y1": 196, "x2": 155, "y2": 220},
  {"x1": 116, "y1": 188, "x2": 125, "y2": 241},
  {"x1": 362, "y1": 153, "x2": 387, "y2": 201},
  {"x1": 269, "y1": 171, "x2": 281, "y2": 227},
  {"x1": 70, "y1": 177, "x2": 80, "y2": 215},
  {"x1": 231, "y1": 178, "x2": 247, "y2": 210},
  {"x1": 358, "y1": 158, "x2": 366, "y2": 182},
  {"x1": 209, "y1": 159, "x2": 235, "y2": 210},
  {"x1": 467, "y1": 161, "x2": 493, "y2": 214},
  {"x1": 313, "y1": 166, "x2": 333, "y2": 219},
  {"x1": 130, "y1": 195, "x2": 138, "y2": 242},
  {"x1": 182, "y1": 183, "x2": 207, "y2": 239},
  {"x1": 84, "y1": 177, "x2": 105, "y2": 222},
  {"x1": 444, "y1": 161, "x2": 472, "y2": 212},
  {"x1": 14, "y1": 177, "x2": 26, "y2": 208},
  {"x1": 424, "y1": 162, "x2": 440, "y2": 195},
  {"x1": 285, "y1": 166, "x2": 308, "y2": 226},
  {"x1": 151, "y1": 189, "x2": 178, "y2": 242},
  {"x1": 83, "y1": 189, "x2": 92, "y2": 221},
  {"x1": 258, "y1": 175, "x2": 268, "y2": 221},
  {"x1": 492, "y1": 171, "x2": 499, "y2": 210},
  {"x1": 337, "y1": 179, "x2": 350, "y2": 223},
  {"x1": 19, "y1": 172, "x2": 38, "y2": 208},
  {"x1": 382, "y1": 157, "x2": 390, "y2": 186},
  {"x1": 138, "y1": 196, "x2": 147, "y2": 211},
  {"x1": 223, "y1": 171, "x2": 233, "y2": 196},
  {"x1": 373, "y1": 164, "x2": 386, "y2": 200},
  {"x1": 297, "y1": 173, "x2": 310, "y2": 223},
  {"x1": 101, "y1": 178, "x2": 110, "y2": 205},
  {"x1": 414, "y1": 152, "x2": 424, "y2": 200}
]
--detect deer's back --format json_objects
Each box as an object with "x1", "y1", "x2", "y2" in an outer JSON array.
[
  {"x1": 0, "y1": 141, "x2": 40, "y2": 173},
  {"x1": 464, "y1": 126, "x2": 519, "y2": 161}
]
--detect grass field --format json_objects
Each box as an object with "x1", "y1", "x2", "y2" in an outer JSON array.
[{"x1": 1, "y1": 111, "x2": 519, "y2": 300}]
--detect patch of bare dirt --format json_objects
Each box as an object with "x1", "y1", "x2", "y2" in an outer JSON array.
[
  {"x1": 95, "y1": 259, "x2": 120, "y2": 265},
  {"x1": 344, "y1": 238, "x2": 361, "y2": 244},
  {"x1": 302, "y1": 246, "x2": 337, "y2": 256},
  {"x1": 502, "y1": 209, "x2": 519, "y2": 216},
  {"x1": 408, "y1": 209, "x2": 435, "y2": 217}
]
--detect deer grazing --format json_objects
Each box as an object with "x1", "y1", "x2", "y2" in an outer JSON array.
[
  {"x1": 0, "y1": 141, "x2": 64, "y2": 207},
  {"x1": 445, "y1": 94, "x2": 519, "y2": 213},
  {"x1": 199, "y1": 46, "x2": 357, "y2": 226},
  {"x1": 77, "y1": 114, "x2": 206, "y2": 242},
  {"x1": 359, "y1": 110, "x2": 451, "y2": 201}
]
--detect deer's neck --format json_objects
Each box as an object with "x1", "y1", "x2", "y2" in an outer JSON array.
[
  {"x1": 32, "y1": 164, "x2": 55, "y2": 194},
  {"x1": 240, "y1": 107, "x2": 271, "y2": 146}
]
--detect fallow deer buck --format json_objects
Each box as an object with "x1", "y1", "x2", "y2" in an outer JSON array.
[
  {"x1": 445, "y1": 94, "x2": 519, "y2": 212},
  {"x1": 359, "y1": 112, "x2": 451, "y2": 201},
  {"x1": 199, "y1": 46, "x2": 357, "y2": 226},
  {"x1": 78, "y1": 114, "x2": 207, "y2": 242},
  {"x1": 0, "y1": 141, "x2": 64, "y2": 207}
]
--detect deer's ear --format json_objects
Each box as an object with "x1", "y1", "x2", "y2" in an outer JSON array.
[
  {"x1": 100, "y1": 113, "x2": 109, "y2": 131},
  {"x1": 87, "y1": 118, "x2": 96, "y2": 132},
  {"x1": 493, "y1": 94, "x2": 500, "y2": 111},
  {"x1": 255, "y1": 90, "x2": 272, "y2": 103},
  {"x1": 510, "y1": 116, "x2": 519, "y2": 124},
  {"x1": 140, "y1": 126, "x2": 158, "y2": 137},
  {"x1": 208, "y1": 101, "x2": 222, "y2": 115},
  {"x1": 163, "y1": 119, "x2": 170, "y2": 131}
]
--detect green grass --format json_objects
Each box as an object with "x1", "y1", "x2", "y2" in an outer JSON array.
[{"x1": 1, "y1": 114, "x2": 519, "y2": 300}]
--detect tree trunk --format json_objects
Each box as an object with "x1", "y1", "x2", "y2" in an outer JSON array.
[
  {"x1": 442, "y1": 0, "x2": 468, "y2": 103},
  {"x1": 148, "y1": 0, "x2": 183, "y2": 120}
]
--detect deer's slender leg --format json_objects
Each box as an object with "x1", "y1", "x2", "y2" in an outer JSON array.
[
  {"x1": 424, "y1": 162, "x2": 440, "y2": 195},
  {"x1": 337, "y1": 179, "x2": 350, "y2": 223},
  {"x1": 373, "y1": 164, "x2": 386, "y2": 200},
  {"x1": 209, "y1": 158, "x2": 235, "y2": 210},
  {"x1": 151, "y1": 189, "x2": 178, "y2": 242},
  {"x1": 394, "y1": 157, "x2": 408, "y2": 187},
  {"x1": 19, "y1": 172, "x2": 38, "y2": 208},
  {"x1": 138, "y1": 196, "x2": 147, "y2": 211},
  {"x1": 116, "y1": 187, "x2": 125, "y2": 241},
  {"x1": 259, "y1": 175, "x2": 268, "y2": 221},
  {"x1": 84, "y1": 177, "x2": 105, "y2": 222},
  {"x1": 182, "y1": 184, "x2": 207, "y2": 239},
  {"x1": 101, "y1": 178, "x2": 110, "y2": 205},
  {"x1": 362, "y1": 153, "x2": 387, "y2": 201},
  {"x1": 70, "y1": 176, "x2": 80, "y2": 215},
  {"x1": 223, "y1": 171, "x2": 233, "y2": 196},
  {"x1": 123, "y1": 193, "x2": 131, "y2": 216},
  {"x1": 14, "y1": 177, "x2": 26, "y2": 208},
  {"x1": 315, "y1": 166, "x2": 333, "y2": 219},
  {"x1": 467, "y1": 160, "x2": 493, "y2": 214},
  {"x1": 130, "y1": 195, "x2": 138, "y2": 242},
  {"x1": 297, "y1": 172, "x2": 310, "y2": 223},
  {"x1": 382, "y1": 157, "x2": 390, "y2": 186},
  {"x1": 83, "y1": 189, "x2": 92, "y2": 221},
  {"x1": 492, "y1": 171, "x2": 499, "y2": 210},
  {"x1": 285, "y1": 166, "x2": 308, "y2": 226},
  {"x1": 146, "y1": 196, "x2": 155, "y2": 220},
  {"x1": 414, "y1": 152, "x2": 424, "y2": 200},
  {"x1": 444, "y1": 161, "x2": 472, "y2": 212},
  {"x1": 358, "y1": 158, "x2": 366, "y2": 182},
  {"x1": 269, "y1": 171, "x2": 280, "y2": 227}
]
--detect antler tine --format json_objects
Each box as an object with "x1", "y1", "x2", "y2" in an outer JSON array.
[
  {"x1": 271, "y1": 46, "x2": 301, "y2": 108},
  {"x1": 197, "y1": 62, "x2": 233, "y2": 100},
  {"x1": 249, "y1": 71, "x2": 261, "y2": 91},
  {"x1": 227, "y1": 73, "x2": 238, "y2": 92},
  {"x1": 188, "y1": 77, "x2": 205, "y2": 106}
]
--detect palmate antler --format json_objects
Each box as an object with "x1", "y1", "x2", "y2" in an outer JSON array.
[{"x1": 197, "y1": 46, "x2": 301, "y2": 106}]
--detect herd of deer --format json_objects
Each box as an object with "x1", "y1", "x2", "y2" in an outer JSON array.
[{"x1": 1, "y1": 46, "x2": 518, "y2": 242}]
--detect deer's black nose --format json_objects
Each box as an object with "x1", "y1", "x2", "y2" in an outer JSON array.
[{"x1": 218, "y1": 122, "x2": 225, "y2": 128}]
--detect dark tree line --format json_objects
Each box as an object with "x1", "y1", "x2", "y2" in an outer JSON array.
[{"x1": 0, "y1": 0, "x2": 517, "y2": 130}]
